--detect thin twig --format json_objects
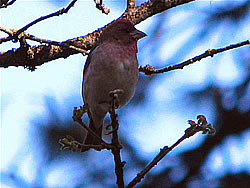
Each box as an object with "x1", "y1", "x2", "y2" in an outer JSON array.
[
  {"x1": 0, "y1": 27, "x2": 14, "y2": 43},
  {"x1": 93, "y1": 0, "x2": 110, "y2": 14},
  {"x1": 25, "y1": 34, "x2": 89, "y2": 54},
  {"x1": 127, "y1": 115, "x2": 215, "y2": 188},
  {"x1": 0, "y1": 0, "x2": 77, "y2": 44},
  {"x1": 68, "y1": 45, "x2": 89, "y2": 54},
  {"x1": 59, "y1": 106, "x2": 112, "y2": 152},
  {"x1": 109, "y1": 90, "x2": 125, "y2": 188},
  {"x1": 0, "y1": 0, "x2": 16, "y2": 8},
  {"x1": 0, "y1": 36, "x2": 12, "y2": 43},
  {"x1": 75, "y1": 118, "x2": 108, "y2": 145},
  {"x1": 59, "y1": 135, "x2": 113, "y2": 152},
  {"x1": 72, "y1": 106, "x2": 109, "y2": 147},
  {"x1": 0, "y1": 26, "x2": 13, "y2": 36},
  {"x1": 15, "y1": 0, "x2": 77, "y2": 36},
  {"x1": 25, "y1": 34, "x2": 63, "y2": 45},
  {"x1": 139, "y1": 40, "x2": 250, "y2": 75}
]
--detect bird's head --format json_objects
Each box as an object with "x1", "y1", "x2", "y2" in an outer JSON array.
[{"x1": 100, "y1": 19, "x2": 147, "y2": 44}]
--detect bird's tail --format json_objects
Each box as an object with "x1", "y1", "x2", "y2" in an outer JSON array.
[{"x1": 82, "y1": 116, "x2": 102, "y2": 151}]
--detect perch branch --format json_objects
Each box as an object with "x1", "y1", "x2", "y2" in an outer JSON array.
[
  {"x1": 109, "y1": 89, "x2": 125, "y2": 188},
  {"x1": 0, "y1": 0, "x2": 195, "y2": 69},
  {"x1": 139, "y1": 40, "x2": 250, "y2": 75}
]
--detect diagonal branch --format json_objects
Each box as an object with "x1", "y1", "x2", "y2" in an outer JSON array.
[
  {"x1": 60, "y1": 105, "x2": 114, "y2": 152},
  {"x1": 127, "y1": 115, "x2": 215, "y2": 188},
  {"x1": 139, "y1": 40, "x2": 250, "y2": 75},
  {"x1": 25, "y1": 34, "x2": 89, "y2": 54},
  {"x1": 0, "y1": 0, "x2": 195, "y2": 70},
  {"x1": 0, "y1": 0, "x2": 77, "y2": 44},
  {"x1": 72, "y1": 106, "x2": 109, "y2": 147},
  {"x1": 93, "y1": 0, "x2": 110, "y2": 14},
  {"x1": 0, "y1": 26, "x2": 13, "y2": 35},
  {"x1": 15, "y1": 0, "x2": 78, "y2": 36},
  {"x1": 0, "y1": 0, "x2": 16, "y2": 8}
]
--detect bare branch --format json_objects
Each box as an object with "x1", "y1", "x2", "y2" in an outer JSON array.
[
  {"x1": 0, "y1": 0, "x2": 77, "y2": 45},
  {"x1": 109, "y1": 90, "x2": 125, "y2": 188},
  {"x1": 122, "y1": 0, "x2": 195, "y2": 25},
  {"x1": 67, "y1": 45, "x2": 89, "y2": 54},
  {"x1": 0, "y1": 0, "x2": 16, "y2": 8},
  {"x1": 0, "y1": 0, "x2": 195, "y2": 70},
  {"x1": 0, "y1": 36, "x2": 12, "y2": 43},
  {"x1": 60, "y1": 105, "x2": 114, "y2": 152},
  {"x1": 16, "y1": 0, "x2": 77, "y2": 36},
  {"x1": 72, "y1": 106, "x2": 109, "y2": 147},
  {"x1": 59, "y1": 135, "x2": 113, "y2": 152},
  {"x1": 25, "y1": 34, "x2": 89, "y2": 54},
  {"x1": 0, "y1": 27, "x2": 15, "y2": 43},
  {"x1": 94, "y1": 0, "x2": 110, "y2": 14},
  {"x1": 25, "y1": 34, "x2": 62, "y2": 45},
  {"x1": 127, "y1": 115, "x2": 215, "y2": 188},
  {"x1": 139, "y1": 40, "x2": 250, "y2": 75},
  {"x1": 0, "y1": 26, "x2": 13, "y2": 35}
]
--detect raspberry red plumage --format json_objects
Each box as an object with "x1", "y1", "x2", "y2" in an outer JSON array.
[{"x1": 82, "y1": 19, "x2": 146, "y2": 148}]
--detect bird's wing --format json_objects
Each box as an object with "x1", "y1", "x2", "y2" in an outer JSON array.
[{"x1": 83, "y1": 45, "x2": 98, "y2": 79}]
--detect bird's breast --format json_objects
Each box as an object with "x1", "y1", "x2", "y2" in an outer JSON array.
[{"x1": 83, "y1": 42, "x2": 139, "y2": 112}]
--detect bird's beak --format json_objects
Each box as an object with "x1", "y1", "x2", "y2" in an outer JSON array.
[{"x1": 130, "y1": 29, "x2": 147, "y2": 40}]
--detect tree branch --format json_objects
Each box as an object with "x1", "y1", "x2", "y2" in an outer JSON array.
[
  {"x1": 0, "y1": 0, "x2": 16, "y2": 8},
  {"x1": 127, "y1": 115, "x2": 215, "y2": 188},
  {"x1": 0, "y1": 0, "x2": 77, "y2": 44},
  {"x1": 93, "y1": 0, "x2": 110, "y2": 14},
  {"x1": 139, "y1": 40, "x2": 250, "y2": 75},
  {"x1": 25, "y1": 34, "x2": 89, "y2": 54},
  {"x1": 122, "y1": 0, "x2": 195, "y2": 25},
  {"x1": 0, "y1": 26, "x2": 13, "y2": 35},
  {"x1": 109, "y1": 90, "x2": 125, "y2": 188},
  {"x1": 59, "y1": 135, "x2": 113, "y2": 152},
  {"x1": 60, "y1": 105, "x2": 116, "y2": 152},
  {"x1": 72, "y1": 106, "x2": 110, "y2": 148},
  {"x1": 16, "y1": 0, "x2": 78, "y2": 36},
  {"x1": 0, "y1": 0, "x2": 195, "y2": 70}
]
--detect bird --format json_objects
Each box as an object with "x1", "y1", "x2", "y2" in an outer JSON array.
[{"x1": 82, "y1": 19, "x2": 146, "y2": 147}]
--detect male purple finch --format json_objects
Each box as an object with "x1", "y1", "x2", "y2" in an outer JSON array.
[{"x1": 82, "y1": 19, "x2": 146, "y2": 146}]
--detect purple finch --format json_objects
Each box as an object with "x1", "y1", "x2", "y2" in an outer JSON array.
[{"x1": 82, "y1": 19, "x2": 146, "y2": 147}]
